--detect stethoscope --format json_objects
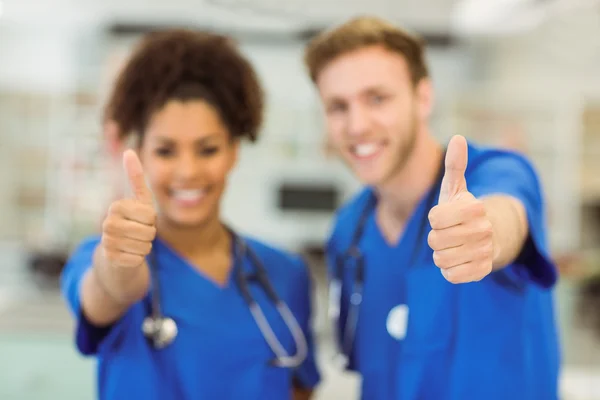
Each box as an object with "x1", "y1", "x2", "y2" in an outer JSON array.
[
  {"x1": 141, "y1": 229, "x2": 309, "y2": 369},
  {"x1": 328, "y1": 153, "x2": 446, "y2": 368}
]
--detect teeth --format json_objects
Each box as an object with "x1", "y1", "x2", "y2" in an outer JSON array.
[
  {"x1": 173, "y1": 189, "x2": 205, "y2": 201},
  {"x1": 354, "y1": 143, "x2": 379, "y2": 157}
]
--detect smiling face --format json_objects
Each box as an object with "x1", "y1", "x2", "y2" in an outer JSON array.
[
  {"x1": 316, "y1": 45, "x2": 433, "y2": 187},
  {"x1": 139, "y1": 100, "x2": 238, "y2": 229}
]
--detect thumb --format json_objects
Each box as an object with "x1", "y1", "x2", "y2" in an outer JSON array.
[
  {"x1": 439, "y1": 135, "x2": 468, "y2": 203},
  {"x1": 123, "y1": 149, "x2": 153, "y2": 205}
]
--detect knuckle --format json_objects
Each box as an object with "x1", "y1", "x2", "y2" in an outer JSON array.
[
  {"x1": 427, "y1": 230, "x2": 437, "y2": 249},
  {"x1": 432, "y1": 250, "x2": 440, "y2": 265},
  {"x1": 108, "y1": 199, "x2": 128, "y2": 215},
  {"x1": 102, "y1": 218, "x2": 118, "y2": 235},
  {"x1": 480, "y1": 220, "x2": 493, "y2": 239},
  {"x1": 104, "y1": 249, "x2": 118, "y2": 263},
  {"x1": 433, "y1": 251, "x2": 446, "y2": 268},
  {"x1": 131, "y1": 255, "x2": 145, "y2": 267},
  {"x1": 119, "y1": 254, "x2": 136, "y2": 268},
  {"x1": 428, "y1": 207, "x2": 439, "y2": 228},
  {"x1": 107, "y1": 201, "x2": 120, "y2": 216},
  {"x1": 101, "y1": 235, "x2": 115, "y2": 249},
  {"x1": 445, "y1": 270, "x2": 460, "y2": 284},
  {"x1": 481, "y1": 242, "x2": 494, "y2": 259},
  {"x1": 465, "y1": 199, "x2": 484, "y2": 219}
]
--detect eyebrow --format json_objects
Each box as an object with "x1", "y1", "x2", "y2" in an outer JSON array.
[
  {"x1": 328, "y1": 85, "x2": 389, "y2": 102},
  {"x1": 152, "y1": 133, "x2": 221, "y2": 144}
]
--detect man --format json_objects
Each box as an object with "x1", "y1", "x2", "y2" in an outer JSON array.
[{"x1": 304, "y1": 16, "x2": 560, "y2": 400}]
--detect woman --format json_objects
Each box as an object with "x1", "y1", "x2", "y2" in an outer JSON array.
[{"x1": 60, "y1": 29, "x2": 320, "y2": 400}]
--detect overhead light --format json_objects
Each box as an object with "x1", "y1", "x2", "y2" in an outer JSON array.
[{"x1": 452, "y1": 0, "x2": 600, "y2": 36}]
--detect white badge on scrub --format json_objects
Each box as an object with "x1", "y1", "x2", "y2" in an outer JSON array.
[{"x1": 386, "y1": 304, "x2": 409, "y2": 340}]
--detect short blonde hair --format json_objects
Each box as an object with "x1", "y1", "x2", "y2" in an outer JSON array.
[{"x1": 304, "y1": 16, "x2": 429, "y2": 86}]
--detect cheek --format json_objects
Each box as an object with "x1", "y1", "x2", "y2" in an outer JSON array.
[
  {"x1": 206, "y1": 153, "x2": 236, "y2": 185},
  {"x1": 326, "y1": 116, "x2": 346, "y2": 144}
]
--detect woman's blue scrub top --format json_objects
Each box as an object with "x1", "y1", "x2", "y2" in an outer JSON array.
[
  {"x1": 327, "y1": 142, "x2": 561, "y2": 400},
  {"x1": 60, "y1": 235, "x2": 321, "y2": 400}
]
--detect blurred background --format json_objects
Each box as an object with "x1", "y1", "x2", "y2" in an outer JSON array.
[{"x1": 0, "y1": 0, "x2": 599, "y2": 399}]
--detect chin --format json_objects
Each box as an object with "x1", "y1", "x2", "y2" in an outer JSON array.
[
  {"x1": 168, "y1": 215, "x2": 211, "y2": 229},
  {"x1": 161, "y1": 205, "x2": 213, "y2": 229},
  {"x1": 349, "y1": 160, "x2": 389, "y2": 187}
]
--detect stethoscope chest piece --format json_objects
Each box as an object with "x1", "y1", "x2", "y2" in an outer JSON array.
[
  {"x1": 386, "y1": 304, "x2": 409, "y2": 340},
  {"x1": 143, "y1": 316, "x2": 178, "y2": 349}
]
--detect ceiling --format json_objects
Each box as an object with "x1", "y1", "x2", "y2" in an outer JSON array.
[{"x1": 0, "y1": 0, "x2": 594, "y2": 37}]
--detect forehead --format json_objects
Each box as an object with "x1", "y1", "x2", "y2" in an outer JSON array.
[
  {"x1": 316, "y1": 45, "x2": 412, "y2": 100},
  {"x1": 146, "y1": 100, "x2": 227, "y2": 140}
]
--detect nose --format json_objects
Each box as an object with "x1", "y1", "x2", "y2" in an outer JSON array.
[
  {"x1": 174, "y1": 151, "x2": 199, "y2": 180},
  {"x1": 346, "y1": 104, "x2": 370, "y2": 138}
]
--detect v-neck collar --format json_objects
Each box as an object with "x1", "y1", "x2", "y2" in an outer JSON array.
[{"x1": 152, "y1": 238, "x2": 238, "y2": 291}]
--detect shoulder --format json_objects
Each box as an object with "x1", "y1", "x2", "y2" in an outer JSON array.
[
  {"x1": 330, "y1": 187, "x2": 373, "y2": 235},
  {"x1": 466, "y1": 141, "x2": 540, "y2": 182},
  {"x1": 325, "y1": 187, "x2": 374, "y2": 254},
  {"x1": 64, "y1": 235, "x2": 102, "y2": 269},
  {"x1": 72, "y1": 235, "x2": 102, "y2": 253}
]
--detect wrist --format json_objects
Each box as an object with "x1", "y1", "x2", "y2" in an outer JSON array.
[{"x1": 92, "y1": 245, "x2": 149, "y2": 305}]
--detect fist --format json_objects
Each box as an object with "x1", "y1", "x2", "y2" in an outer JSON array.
[
  {"x1": 101, "y1": 149, "x2": 157, "y2": 269},
  {"x1": 427, "y1": 135, "x2": 494, "y2": 284}
]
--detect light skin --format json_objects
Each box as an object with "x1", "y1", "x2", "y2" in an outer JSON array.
[
  {"x1": 80, "y1": 100, "x2": 312, "y2": 398},
  {"x1": 316, "y1": 45, "x2": 528, "y2": 283}
]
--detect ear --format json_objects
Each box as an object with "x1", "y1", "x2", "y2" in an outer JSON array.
[
  {"x1": 415, "y1": 78, "x2": 434, "y2": 121},
  {"x1": 229, "y1": 138, "x2": 241, "y2": 169}
]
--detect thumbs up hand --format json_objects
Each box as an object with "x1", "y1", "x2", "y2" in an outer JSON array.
[
  {"x1": 100, "y1": 149, "x2": 157, "y2": 270},
  {"x1": 427, "y1": 135, "x2": 494, "y2": 284}
]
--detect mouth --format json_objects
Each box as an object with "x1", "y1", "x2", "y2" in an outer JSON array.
[
  {"x1": 169, "y1": 188, "x2": 207, "y2": 207},
  {"x1": 349, "y1": 141, "x2": 385, "y2": 161}
]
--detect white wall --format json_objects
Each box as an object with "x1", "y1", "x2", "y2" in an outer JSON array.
[
  {"x1": 0, "y1": 24, "x2": 482, "y2": 251},
  {"x1": 470, "y1": 4, "x2": 600, "y2": 253},
  {"x1": 0, "y1": 25, "x2": 80, "y2": 93}
]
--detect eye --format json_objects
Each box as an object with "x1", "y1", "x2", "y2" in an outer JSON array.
[
  {"x1": 327, "y1": 102, "x2": 347, "y2": 114},
  {"x1": 368, "y1": 94, "x2": 386, "y2": 105},
  {"x1": 198, "y1": 146, "x2": 219, "y2": 156},
  {"x1": 154, "y1": 147, "x2": 173, "y2": 157}
]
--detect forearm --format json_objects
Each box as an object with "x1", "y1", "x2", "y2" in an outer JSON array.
[
  {"x1": 292, "y1": 387, "x2": 313, "y2": 400},
  {"x1": 482, "y1": 195, "x2": 528, "y2": 270},
  {"x1": 80, "y1": 245, "x2": 150, "y2": 327}
]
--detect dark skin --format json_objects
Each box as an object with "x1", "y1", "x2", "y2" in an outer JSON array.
[
  {"x1": 293, "y1": 387, "x2": 313, "y2": 400},
  {"x1": 85, "y1": 100, "x2": 315, "y2": 397}
]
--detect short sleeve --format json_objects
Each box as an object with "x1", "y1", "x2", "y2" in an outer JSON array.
[
  {"x1": 290, "y1": 257, "x2": 321, "y2": 389},
  {"x1": 467, "y1": 149, "x2": 558, "y2": 288},
  {"x1": 60, "y1": 236, "x2": 130, "y2": 356}
]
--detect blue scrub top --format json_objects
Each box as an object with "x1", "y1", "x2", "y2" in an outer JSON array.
[
  {"x1": 61, "y1": 235, "x2": 321, "y2": 400},
  {"x1": 327, "y1": 141, "x2": 560, "y2": 400}
]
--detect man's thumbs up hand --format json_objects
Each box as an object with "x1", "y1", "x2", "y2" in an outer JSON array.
[
  {"x1": 438, "y1": 135, "x2": 469, "y2": 204},
  {"x1": 427, "y1": 135, "x2": 494, "y2": 284}
]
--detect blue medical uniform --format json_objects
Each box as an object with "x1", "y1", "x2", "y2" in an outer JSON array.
[
  {"x1": 327, "y1": 141, "x2": 560, "y2": 400},
  {"x1": 61, "y1": 235, "x2": 320, "y2": 400}
]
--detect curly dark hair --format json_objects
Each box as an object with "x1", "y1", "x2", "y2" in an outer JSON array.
[{"x1": 104, "y1": 29, "x2": 264, "y2": 143}]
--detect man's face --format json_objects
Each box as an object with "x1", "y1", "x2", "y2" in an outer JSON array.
[{"x1": 316, "y1": 45, "x2": 432, "y2": 186}]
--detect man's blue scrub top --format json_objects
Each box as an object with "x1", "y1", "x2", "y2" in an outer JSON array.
[
  {"x1": 61, "y1": 235, "x2": 321, "y2": 400},
  {"x1": 326, "y1": 142, "x2": 560, "y2": 400}
]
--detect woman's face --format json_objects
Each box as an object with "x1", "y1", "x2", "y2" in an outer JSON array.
[{"x1": 139, "y1": 100, "x2": 239, "y2": 229}]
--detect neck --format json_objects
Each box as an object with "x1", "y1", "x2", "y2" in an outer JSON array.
[
  {"x1": 376, "y1": 131, "x2": 443, "y2": 227},
  {"x1": 156, "y1": 215, "x2": 229, "y2": 259}
]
